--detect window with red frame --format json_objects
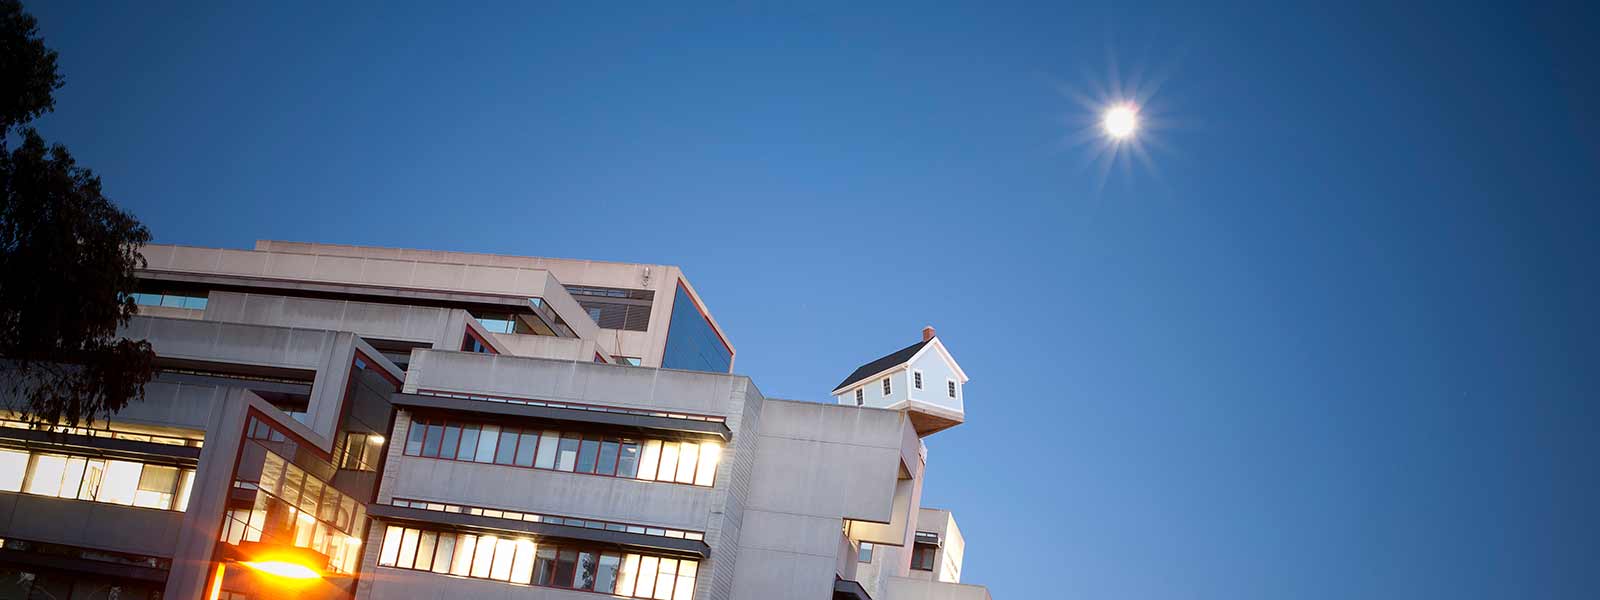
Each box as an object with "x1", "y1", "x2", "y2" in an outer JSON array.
[{"x1": 401, "y1": 417, "x2": 720, "y2": 487}]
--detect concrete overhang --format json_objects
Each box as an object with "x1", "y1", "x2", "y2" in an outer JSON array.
[
  {"x1": 0, "y1": 547, "x2": 168, "y2": 583},
  {"x1": 390, "y1": 392, "x2": 732, "y2": 442},
  {"x1": 0, "y1": 428, "x2": 201, "y2": 465},
  {"x1": 367, "y1": 504, "x2": 709, "y2": 559},
  {"x1": 834, "y1": 578, "x2": 874, "y2": 600}
]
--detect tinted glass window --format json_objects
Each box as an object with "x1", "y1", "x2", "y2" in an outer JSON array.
[{"x1": 661, "y1": 283, "x2": 732, "y2": 373}]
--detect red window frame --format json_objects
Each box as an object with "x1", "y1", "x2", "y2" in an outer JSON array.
[{"x1": 401, "y1": 416, "x2": 712, "y2": 487}]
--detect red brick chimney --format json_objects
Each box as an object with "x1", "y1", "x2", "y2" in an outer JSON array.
[{"x1": 922, "y1": 325, "x2": 936, "y2": 342}]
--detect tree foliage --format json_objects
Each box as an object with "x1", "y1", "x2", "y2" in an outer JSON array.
[
  {"x1": 1, "y1": 0, "x2": 154, "y2": 428},
  {"x1": 0, "y1": 0, "x2": 62, "y2": 134}
]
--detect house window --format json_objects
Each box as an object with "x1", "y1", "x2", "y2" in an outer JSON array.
[
  {"x1": 857, "y1": 542, "x2": 874, "y2": 563},
  {"x1": 947, "y1": 380, "x2": 957, "y2": 399},
  {"x1": 854, "y1": 389, "x2": 864, "y2": 406},
  {"x1": 913, "y1": 371, "x2": 923, "y2": 390},
  {"x1": 881, "y1": 377, "x2": 892, "y2": 396}
]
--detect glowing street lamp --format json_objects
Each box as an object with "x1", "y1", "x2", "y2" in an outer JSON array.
[{"x1": 210, "y1": 541, "x2": 328, "y2": 600}]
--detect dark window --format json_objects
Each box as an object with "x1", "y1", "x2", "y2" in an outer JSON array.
[
  {"x1": 405, "y1": 421, "x2": 426, "y2": 455},
  {"x1": 914, "y1": 371, "x2": 923, "y2": 389},
  {"x1": 617, "y1": 441, "x2": 640, "y2": 478},
  {"x1": 553, "y1": 548, "x2": 578, "y2": 587},
  {"x1": 882, "y1": 377, "x2": 892, "y2": 396},
  {"x1": 948, "y1": 380, "x2": 958, "y2": 398},
  {"x1": 595, "y1": 553, "x2": 622, "y2": 593},
  {"x1": 567, "y1": 286, "x2": 655, "y2": 332},
  {"x1": 456, "y1": 425, "x2": 480, "y2": 461},
  {"x1": 661, "y1": 282, "x2": 732, "y2": 373},
  {"x1": 576, "y1": 437, "x2": 601, "y2": 473},
  {"x1": 575, "y1": 551, "x2": 598, "y2": 590},
  {"x1": 596, "y1": 440, "x2": 620, "y2": 476},
  {"x1": 911, "y1": 543, "x2": 937, "y2": 571},
  {"x1": 515, "y1": 432, "x2": 538, "y2": 467},
  {"x1": 439, "y1": 425, "x2": 461, "y2": 459},
  {"x1": 556, "y1": 435, "x2": 581, "y2": 471},
  {"x1": 854, "y1": 389, "x2": 864, "y2": 406},
  {"x1": 422, "y1": 423, "x2": 444, "y2": 457},
  {"x1": 494, "y1": 430, "x2": 519, "y2": 465},
  {"x1": 533, "y1": 547, "x2": 557, "y2": 585},
  {"x1": 613, "y1": 356, "x2": 643, "y2": 366},
  {"x1": 858, "y1": 542, "x2": 874, "y2": 563}
]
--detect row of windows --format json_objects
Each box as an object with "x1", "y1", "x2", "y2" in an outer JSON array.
[
  {"x1": 416, "y1": 389, "x2": 727, "y2": 423},
  {"x1": 390, "y1": 498, "x2": 705, "y2": 541},
  {"x1": 378, "y1": 525, "x2": 699, "y2": 599},
  {"x1": 129, "y1": 291, "x2": 209, "y2": 310},
  {"x1": 222, "y1": 448, "x2": 366, "y2": 574},
  {"x1": 0, "y1": 417, "x2": 201, "y2": 447},
  {"x1": 403, "y1": 418, "x2": 721, "y2": 487},
  {"x1": 0, "y1": 449, "x2": 194, "y2": 511},
  {"x1": 852, "y1": 373, "x2": 959, "y2": 406}
]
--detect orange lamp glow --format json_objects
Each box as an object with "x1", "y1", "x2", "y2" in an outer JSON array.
[{"x1": 240, "y1": 559, "x2": 323, "y2": 580}]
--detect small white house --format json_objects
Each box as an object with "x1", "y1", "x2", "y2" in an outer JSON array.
[{"x1": 832, "y1": 326, "x2": 969, "y2": 436}]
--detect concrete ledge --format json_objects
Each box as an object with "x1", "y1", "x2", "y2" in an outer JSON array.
[
  {"x1": 391, "y1": 393, "x2": 731, "y2": 441},
  {"x1": 367, "y1": 504, "x2": 709, "y2": 558}
]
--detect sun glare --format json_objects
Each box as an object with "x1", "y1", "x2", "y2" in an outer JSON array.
[{"x1": 1102, "y1": 104, "x2": 1139, "y2": 140}]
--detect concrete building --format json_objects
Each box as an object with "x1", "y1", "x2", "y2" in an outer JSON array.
[{"x1": 0, "y1": 240, "x2": 991, "y2": 600}]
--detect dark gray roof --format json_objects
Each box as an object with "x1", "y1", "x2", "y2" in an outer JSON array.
[{"x1": 832, "y1": 339, "x2": 930, "y2": 392}]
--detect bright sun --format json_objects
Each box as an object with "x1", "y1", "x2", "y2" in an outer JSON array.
[{"x1": 1102, "y1": 104, "x2": 1139, "y2": 140}]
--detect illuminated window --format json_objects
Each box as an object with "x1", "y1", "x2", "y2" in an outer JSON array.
[
  {"x1": 0, "y1": 449, "x2": 30, "y2": 491},
  {"x1": 378, "y1": 526, "x2": 699, "y2": 598}
]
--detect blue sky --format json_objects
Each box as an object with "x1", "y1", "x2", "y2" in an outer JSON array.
[{"x1": 26, "y1": 2, "x2": 1600, "y2": 598}]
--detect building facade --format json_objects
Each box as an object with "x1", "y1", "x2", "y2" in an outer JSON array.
[{"x1": 0, "y1": 241, "x2": 989, "y2": 600}]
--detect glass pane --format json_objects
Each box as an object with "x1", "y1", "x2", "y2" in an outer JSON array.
[
  {"x1": 637, "y1": 440, "x2": 661, "y2": 482},
  {"x1": 596, "y1": 553, "x2": 622, "y2": 594},
  {"x1": 298, "y1": 477, "x2": 323, "y2": 515},
  {"x1": 0, "y1": 450, "x2": 28, "y2": 492},
  {"x1": 378, "y1": 525, "x2": 403, "y2": 566},
  {"x1": 676, "y1": 442, "x2": 699, "y2": 484},
  {"x1": 406, "y1": 420, "x2": 426, "y2": 455},
  {"x1": 576, "y1": 437, "x2": 600, "y2": 474},
  {"x1": 635, "y1": 555, "x2": 659, "y2": 597},
  {"x1": 674, "y1": 560, "x2": 698, "y2": 600},
  {"x1": 470, "y1": 535, "x2": 496, "y2": 578},
  {"x1": 695, "y1": 442, "x2": 721, "y2": 486},
  {"x1": 422, "y1": 423, "x2": 444, "y2": 457},
  {"x1": 554, "y1": 548, "x2": 578, "y2": 588},
  {"x1": 99, "y1": 460, "x2": 142, "y2": 505},
  {"x1": 535, "y1": 430, "x2": 560, "y2": 469},
  {"x1": 515, "y1": 431, "x2": 538, "y2": 466},
  {"x1": 259, "y1": 452, "x2": 284, "y2": 496},
  {"x1": 24, "y1": 454, "x2": 68, "y2": 496},
  {"x1": 439, "y1": 425, "x2": 461, "y2": 460},
  {"x1": 78, "y1": 459, "x2": 106, "y2": 500},
  {"x1": 176, "y1": 469, "x2": 195, "y2": 511},
  {"x1": 654, "y1": 558, "x2": 678, "y2": 600},
  {"x1": 414, "y1": 531, "x2": 437, "y2": 571},
  {"x1": 576, "y1": 551, "x2": 598, "y2": 590},
  {"x1": 533, "y1": 547, "x2": 557, "y2": 585},
  {"x1": 451, "y1": 535, "x2": 476, "y2": 576},
  {"x1": 597, "y1": 440, "x2": 620, "y2": 476},
  {"x1": 456, "y1": 425, "x2": 480, "y2": 461},
  {"x1": 496, "y1": 429, "x2": 519, "y2": 465},
  {"x1": 160, "y1": 294, "x2": 185, "y2": 308},
  {"x1": 556, "y1": 435, "x2": 581, "y2": 472},
  {"x1": 617, "y1": 442, "x2": 640, "y2": 478},
  {"x1": 398, "y1": 528, "x2": 420, "y2": 569},
  {"x1": 656, "y1": 442, "x2": 680, "y2": 483},
  {"x1": 510, "y1": 538, "x2": 536, "y2": 584},
  {"x1": 432, "y1": 533, "x2": 456, "y2": 574},
  {"x1": 491, "y1": 537, "x2": 516, "y2": 581},
  {"x1": 475, "y1": 425, "x2": 500, "y2": 463},
  {"x1": 617, "y1": 554, "x2": 640, "y2": 596}
]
